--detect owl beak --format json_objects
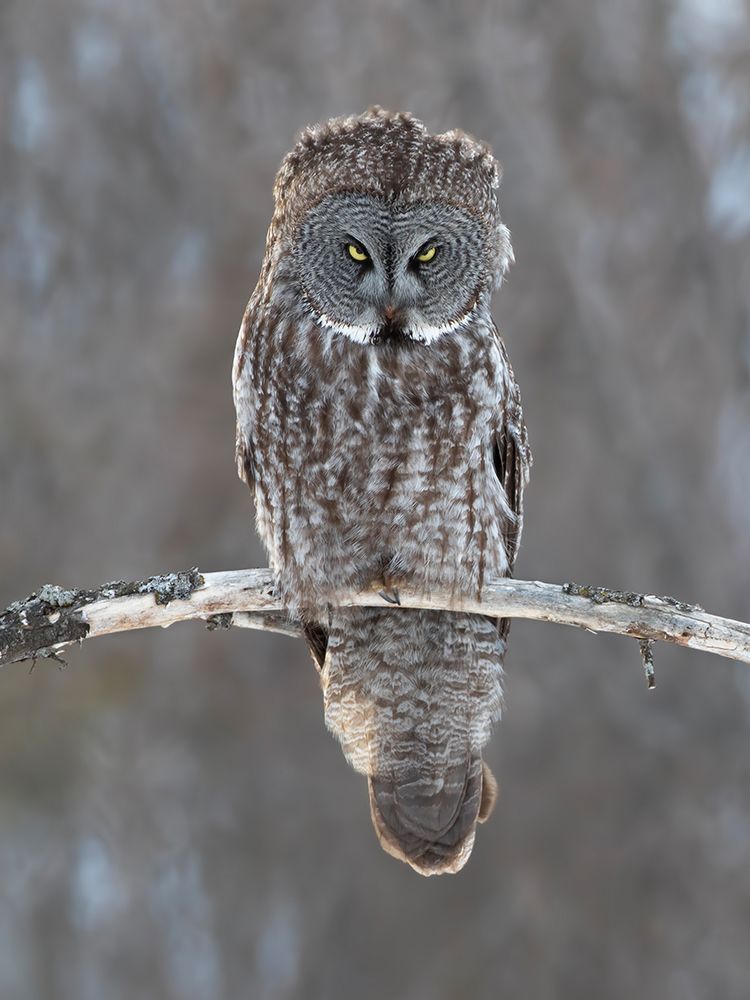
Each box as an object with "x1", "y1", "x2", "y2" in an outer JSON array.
[{"x1": 373, "y1": 303, "x2": 407, "y2": 344}]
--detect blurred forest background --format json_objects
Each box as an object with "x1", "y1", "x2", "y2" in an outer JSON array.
[{"x1": 2, "y1": 0, "x2": 750, "y2": 997}]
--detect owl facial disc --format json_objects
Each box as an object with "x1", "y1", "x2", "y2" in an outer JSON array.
[{"x1": 294, "y1": 193, "x2": 488, "y2": 346}]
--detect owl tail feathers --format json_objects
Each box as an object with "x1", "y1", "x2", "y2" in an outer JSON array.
[{"x1": 367, "y1": 758, "x2": 499, "y2": 876}]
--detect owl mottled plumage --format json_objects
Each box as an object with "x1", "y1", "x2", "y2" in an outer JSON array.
[{"x1": 233, "y1": 108, "x2": 530, "y2": 875}]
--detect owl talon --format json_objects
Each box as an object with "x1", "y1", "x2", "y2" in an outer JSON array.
[{"x1": 378, "y1": 587, "x2": 401, "y2": 606}]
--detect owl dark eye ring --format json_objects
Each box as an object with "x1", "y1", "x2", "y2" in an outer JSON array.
[
  {"x1": 414, "y1": 242, "x2": 438, "y2": 264},
  {"x1": 345, "y1": 238, "x2": 370, "y2": 263}
]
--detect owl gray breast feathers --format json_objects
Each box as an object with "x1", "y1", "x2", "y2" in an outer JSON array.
[{"x1": 233, "y1": 108, "x2": 530, "y2": 875}]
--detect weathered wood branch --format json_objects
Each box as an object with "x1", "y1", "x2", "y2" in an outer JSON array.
[{"x1": 2, "y1": 568, "x2": 750, "y2": 683}]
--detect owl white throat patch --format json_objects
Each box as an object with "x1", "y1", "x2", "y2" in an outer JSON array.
[{"x1": 314, "y1": 304, "x2": 478, "y2": 347}]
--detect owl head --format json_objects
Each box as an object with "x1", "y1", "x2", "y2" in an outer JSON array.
[{"x1": 267, "y1": 108, "x2": 513, "y2": 345}]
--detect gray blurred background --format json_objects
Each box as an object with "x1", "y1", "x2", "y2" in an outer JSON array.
[{"x1": 2, "y1": 0, "x2": 750, "y2": 997}]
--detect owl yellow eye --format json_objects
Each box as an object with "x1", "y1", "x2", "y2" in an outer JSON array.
[
  {"x1": 416, "y1": 245, "x2": 437, "y2": 263},
  {"x1": 347, "y1": 242, "x2": 369, "y2": 262}
]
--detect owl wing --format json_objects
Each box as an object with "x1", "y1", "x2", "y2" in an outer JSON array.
[
  {"x1": 491, "y1": 325, "x2": 531, "y2": 572},
  {"x1": 490, "y1": 328, "x2": 531, "y2": 639},
  {"x1": 233, "y1": 296, "x2": 258, "y2": 490},
  {"x1": 235, "y1": 425, "x2": 255, "y2": 486},
  {"x1": 233, "y1": 297, "x2": 332, "y2": 672}
]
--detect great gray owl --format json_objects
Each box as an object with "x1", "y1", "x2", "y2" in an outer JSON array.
[{"x1": 233, "y1": 108, "x2": 530, "y2": 875}]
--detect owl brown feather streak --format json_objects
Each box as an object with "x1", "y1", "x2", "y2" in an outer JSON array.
[{"x1": 233, "y1": 108, "x2": 530, "y2": 875}]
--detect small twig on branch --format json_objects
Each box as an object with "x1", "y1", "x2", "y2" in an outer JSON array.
[{"x1": 2, "y1": 568, "x2": 749, "y2": 674}]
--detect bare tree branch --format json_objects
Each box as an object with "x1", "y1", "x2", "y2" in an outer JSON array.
[{"x1": 2, "y1": 568, "x2": 750, "y2": 680}]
